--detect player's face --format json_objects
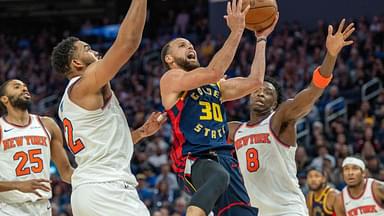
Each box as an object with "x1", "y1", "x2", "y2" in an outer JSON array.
[
  {"x1": 73, "y1": 41, "x2": 100, "y2": 67},
  {"x1": 307, "y1": 170, "x2": 325, "y2": 191},
  {"x1": 342, "y1": 164, "x2": 365, "y2": 187},
  {"x1": 2, "y1": 80, "x2": 31, "y2": 110},
  {"x1": 250, "y1": 82, "x2": 277, "y2": 113},
  {"x1": 168, "y1": 38, "x2": 200, "y2": 71}
]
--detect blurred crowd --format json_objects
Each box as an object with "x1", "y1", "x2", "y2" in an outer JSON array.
[{"x1": 0, "y1": 1, "x2": 384, "y2": 215}]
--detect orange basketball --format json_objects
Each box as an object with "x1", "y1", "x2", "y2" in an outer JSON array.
[{"x1": 242, "y1": 0, "x2": 278, "y2": 32}]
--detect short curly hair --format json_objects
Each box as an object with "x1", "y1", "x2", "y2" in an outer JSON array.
[
  {"x1": 264, "y1": 76, "x2": 284, "y2": 109},
  {"x1": 51, "y1": 37, "x2": 79, "y2": 74}
]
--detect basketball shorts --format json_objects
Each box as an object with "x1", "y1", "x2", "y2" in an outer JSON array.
[
  {"x1": 71, "y1": 181, "x2": 149, "y2": 216},
  {"x1": 0, "y1": 199, "x2": 51, "y2": 216}
]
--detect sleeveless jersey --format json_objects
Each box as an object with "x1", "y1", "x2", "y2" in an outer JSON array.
[
  {"x1": 233, "y1": 113, "x2": 308, "y2": 216},
  {"x1": 166, "y1": 83, "x2": 232, "y2": 173},
  {"x1": 0, "y1": 114, "x2": 51, "y2": 203},
  {"x1": 342, "y1": 178, "x2": 384, "y2": 216},
  {"x1": 308, "y1": 186, "x2": 335, "y2": 216},
  {"x1": 58, "y1": 77, "x2": 137, "y2": 188}
]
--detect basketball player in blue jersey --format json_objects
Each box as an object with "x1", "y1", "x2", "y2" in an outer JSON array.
[
  {"x1": 160, "y1": 0, "x2": 278, "y2": 215},
  {"x1": 227, "y1": 19, "x2": 355, "y2": 215},
  {"x1": 306, "y1": 167, "x2": 338, "y2": 216}
]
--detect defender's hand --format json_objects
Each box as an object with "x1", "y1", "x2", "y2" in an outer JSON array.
[{"x1": 326, "y1": 18, "x2": 355, "y2": 57}]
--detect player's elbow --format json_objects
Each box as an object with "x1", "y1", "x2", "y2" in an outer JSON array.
[{"x1": 205, "y1": 67, "x2": 224, "y2": 83}]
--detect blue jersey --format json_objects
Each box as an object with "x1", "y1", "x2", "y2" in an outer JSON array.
[
  {"x1": 166, "y1": 83, "x2": 233, "y2": 173},
  {"x1": 308, "y1": 186, "x2": 335, "y2": 216}
]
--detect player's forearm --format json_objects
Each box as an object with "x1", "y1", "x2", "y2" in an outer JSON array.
[
  {"x1": 115, "y1": 0, "x2": 147, "y2": 50},
  {"x1": 207, "y1": 30, "x2": 243, "y2": 78},
  {"x1": 318, "y1": 52, "x2": 337, "y2": 78},
  {"x1": 131, "y1": 127, "x2": 145, "y2": 145},
  {"x1": 249, "y1": 38, "x2": 267, "y2": 85},
  {"x1": 0, "y1": 181, "x2": 18, "y2": 192},
  {"x1": 59, "y1": 165, "x2": 74, "y2": 184}
]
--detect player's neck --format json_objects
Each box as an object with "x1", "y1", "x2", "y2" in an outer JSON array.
[
  {"x1": 313, "y1": 186, "x2": 326, "y2": 198},
  {"x1": 250, "y1": 111, "x2": 272, "y2": 124},
  {"x1": 348, "y1": 179, "x2": 366, "y2": 198},
  {"x1": 5, "y1": 109, "x2": 30, "y2": 126}
]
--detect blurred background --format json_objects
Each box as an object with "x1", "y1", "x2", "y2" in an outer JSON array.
[{"x1": 1, "y1": 0, "x2": 384, "y2": 215}]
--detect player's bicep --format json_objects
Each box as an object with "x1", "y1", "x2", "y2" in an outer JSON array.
[
  {"x1": 76, "y1": 43, "x2": 137, "y2": 93},
  {"x1": 161, "y1": 68, "x2": 220, "y2": 93},
  {"x1": 333, "y1": 194, "x2": 345, "y2": 216},
  {"x1": 220, "y1": 77, "x2": 262, "y2": 102},
  {"x1": 227, "y1": 121, "x2": 242, "y2": 144}
]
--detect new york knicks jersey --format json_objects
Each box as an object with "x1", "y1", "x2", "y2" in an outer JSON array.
[
  {"x1": 342, "y1": 178, "x2": 384, "y2": 216},
  {"x1": 308, "y1": 186, "x2": 335, "y2": 216},
  {"x1": 58, "y1": 77, "x2": 137, "y2": 188},
  {"x1": 0, "y1": 115, "x2": 51, "y2": 203},
  {"x1": 166, "y1": 83, "x2": 232, "y2": 173},
  {"x1": 233, "y1": 113, "x2": 308, "y2": 216}
]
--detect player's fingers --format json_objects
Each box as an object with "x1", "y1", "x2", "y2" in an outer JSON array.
[
  {"x1": 157, "y1": 113, "x2": 167, "y2": 123},
  {"x1": 237, "y1": 0, "x2": 243, "y2": 12},
  {"x1": 343, "y1": 27, "x2": 355, "y2": 40},
  {"x1": 227, "y1": 1, "x2": 231, "y2": 15},
  {"x1": 34, "y1": 184, "x2": 51, "y2": 192},
  {"x1": 241, "y1": 5, "x2": 250, "y2": 16},
  {"x1": 36, "y1": 179, "x2": 51, "y2": 183},
  {"x1": 328, "y1": 25, "x2": 334, "y2": 36},
  {"x1": 337, "y1": 18, "x2": 345, "y2": 33},
  {"x1": 232, "y1": 0, "x2": 237, "y2": 13},
  {"x1": 32, "y1": 191, "x2": 42, "y2": 198},
  {"x1": 344, "y1": 40, "x2": 354, "y2": 46},
  {"x1": 343, "y1": 22, "x2": 354, "y2": 34}
]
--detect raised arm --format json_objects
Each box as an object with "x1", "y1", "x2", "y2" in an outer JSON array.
[
  {"x1": 76, "y1": 0, "x2": 147, "y2": 93},
  {"x1": 274, "y1": 19, "x2": 354, "y2": 123},
  {"x1": 160, "y1": 0, "x2": 249, "y2": 94},
  {"x1": 220, "y1": 14, "x2": 279, "y2": 102},
  {"x1": 41, "y1": 116, "x2": 74, "y2": 184}
]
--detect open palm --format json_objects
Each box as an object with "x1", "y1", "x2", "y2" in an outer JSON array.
[{"x1": 326, "y1": 19, "x2": 355, "y2": 56}]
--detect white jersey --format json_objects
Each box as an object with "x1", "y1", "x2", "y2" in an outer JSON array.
[
  {"x1": 234, "y1": 113, "x2": 307, "y2": 216},
  {"x1": 58, "y1": 77, "x2": 137, "y2": 188},
  {"x1": 342, "y1": 178, "x2": 384, "y2": 216},
  {"x1": 0, "y1": 115, "x2": 51, "y2": 203}
]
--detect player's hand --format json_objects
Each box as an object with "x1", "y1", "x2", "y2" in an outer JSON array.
[
  {"x1": 326, "y1": 18, "x2": 355, "y2": 57},
  {"x1": 15, "y1": 179, "x2": 51, "y2": 197},
  {"x1": 140, "y1": 112, "x2": 167, "y2": 137},
  {"x1": 255, "y1": 13, "x2": 279, "y2": 38},
  {"x1": 224, "y1": 0, "x2": 250, "y2": 33}
]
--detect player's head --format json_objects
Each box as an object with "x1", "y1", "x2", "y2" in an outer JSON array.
[
  {"x1": 51, "y1": 36, "x2": 100, "y2": 77},
  {"x1": 249, "y1": 76, "x2": 283, "y2": 114},
  {"x1": 342, "y1": 156, "x2": 366, "y2": 187},
  {"x1": 161, "y1": 38, "x2": 200, "y2": 71},
  {"x1": 0, "y1": 79, "x2": 31, "y2": 115},
  {"x1": 306, "y1": 167, "x2": 327, "y2": 192}
]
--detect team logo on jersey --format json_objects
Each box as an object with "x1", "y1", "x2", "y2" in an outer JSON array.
[
  {"x1": 235, "y1": 133, "x2": 271, "y2": 150},
  {"x1": 347, "y1": 205, "x2": 378, "y2": 216}
]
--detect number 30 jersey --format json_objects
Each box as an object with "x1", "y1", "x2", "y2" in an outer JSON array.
[
  {"x1": 166, "y1": 83, "x2": 232, "y2": 173},
  {"x1": 0, "y1": 114, "x2": 51, "y2": 203},
  {"x1": 233, "y1": 113, "x2": 307, "y2": 216},
  {"x1": 58, "y1": 77, "x2": 137, "y2": 189}
]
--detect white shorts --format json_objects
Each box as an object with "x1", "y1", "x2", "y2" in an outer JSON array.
[
  {"x1": 0, "y1": 199, "x2": 51, "y2": 216},
  {"x1": 71, "y1": 181, "x2": 150, "y2": 216}
]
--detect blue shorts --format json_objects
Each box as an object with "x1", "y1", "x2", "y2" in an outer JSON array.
[{"x1": 177, "y1": 150, "x2": 258, "y2": 216}]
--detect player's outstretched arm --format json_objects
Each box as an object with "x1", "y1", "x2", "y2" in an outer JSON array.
[
  {"x1": 131, "y1": 112, "x2": 167, "y2": 144},
  {"x1": 77, "y1": 0, "x2": 147, "y2": 94},
  {"x1": 160, "y1": 0, "x2": 249, "y2": 94},
  {"x1": 274, "y1": 19, "x2": 354, "y2": 123},
  {"x1": 220, "y1": 14, "x2": 278, "y2": 102},
  {"x1": 334, "y1": 193, "x2": 346, "y2": 216},
  {"x1": 41, "y1": 117, "x2": 74, "y2": 184},
  {"x1": 0, "y1": 179, "x2": 50, "y2": 197}
]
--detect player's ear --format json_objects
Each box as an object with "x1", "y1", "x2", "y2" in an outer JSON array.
[
  {"x1": 0, "y1": 95, "x2": 8, "y2": 105},
  {"x1": 165, "y1": 54, "x2": 173, "y2": 65},
  {"x1": 71, "y1": 59, "x2": 85, "y2": 71}
]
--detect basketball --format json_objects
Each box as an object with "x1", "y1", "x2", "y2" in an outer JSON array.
[{"x1": 242, "y1": 0, "x2": 278, "y2": 32}]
